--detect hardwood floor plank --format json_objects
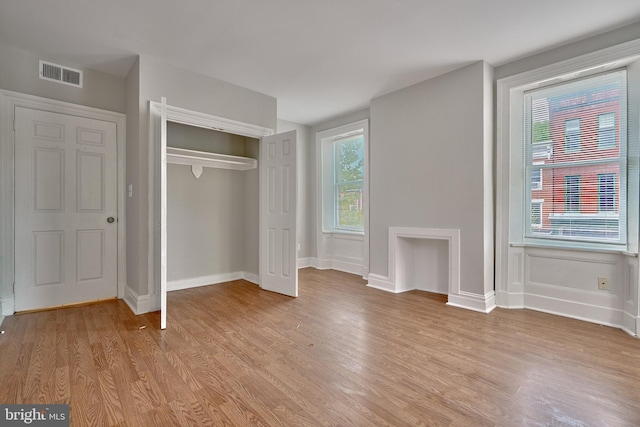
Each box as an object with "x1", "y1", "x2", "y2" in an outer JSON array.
[{"x1": 2, "y1": 268, "x2": 640, "y2": 426}]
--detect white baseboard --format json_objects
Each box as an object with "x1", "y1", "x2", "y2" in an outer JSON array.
[
  {"x1": 168, "y1": 271, "x2": 261, "y2": 291},
  {"x1": 447, "y1": 291, "x2": 496, "y2": 313},
  {"x1": 297, "y1": 257, "x2": 314, "y2": 269},
  {"x1": 313, "y1": 257, "x2": 364, "y2": 276},
  {"x1": 366, "y1": 274, "x2": 397, "y2": 293},
  {"x1": 242, "y1": 272, "x2": 259, "y2": 285},
  {"x1": 168, "y1": 272, "x2": 243, "y2": 291},
  {"x1": 495, "y1": 290, "x2": 524, "y2": 309},
  {"x1": 621, "y1": 311, "x2": 638, "y2": 337},
  {"x1": 524, "y1": 292, "x2": 623, "y2": 329},
  {"x1": 124, "y1": 285, "x2": 156, "y2": 315},
  {"x1": 0, "y1": 295, "x2": 14, "y2": 316},
  {"x1": 0, "y1": 315, "x2": 4, "y2": 327}
]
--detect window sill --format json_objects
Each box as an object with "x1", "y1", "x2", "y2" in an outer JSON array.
[
  {"x1": 322, "y1": 230, "x2": 364, "y2": 237},
  {"x1": 510, "y1": 241, "x2": 637, "y2": 257}
]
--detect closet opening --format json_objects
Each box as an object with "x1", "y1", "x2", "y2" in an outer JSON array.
[{"x1": 166, "y1": 122, "x2": 261, "y2": 292}]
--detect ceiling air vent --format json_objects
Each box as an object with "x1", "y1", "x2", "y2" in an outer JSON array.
[{"x1": 39, "y1": 60, "x2": 83, "y2": 88}]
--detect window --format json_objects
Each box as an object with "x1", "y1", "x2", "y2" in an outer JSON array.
[
  {"x1": 531, "y1": 164, "x2": 542, "y2": 190},
  {"x1": 598, "y1": 112, "x2": 616, "y2": 148},
  {"x1": 318, "y1": 120, "x2": 368, "y2": 233},
  {"x1": 334, "y1": 134, "x2": 364, "y2": 230},
  {"x1": 524, "y1": 70, "x2": 627, "y2": 245},
  {"x1": 531, "y1": 200, "x2": 543, "y2": 228},
  {"x1": 564, "y1": 175, "x2": 581, "y2": 213},
  {"x1": 564, "y1": 118, "x2": 581, "y2": 152},
  {"x1": 598, "y1": 173, "x2": 616, "y2": 212}
]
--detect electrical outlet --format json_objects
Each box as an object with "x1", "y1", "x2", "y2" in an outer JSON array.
[{"x1": 598, "y1": 277, "x2": 609, "y2": 290}]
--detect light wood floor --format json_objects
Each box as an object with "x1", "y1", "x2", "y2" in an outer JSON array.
[{"x1": 1, "y1": 268, "x2": 640, "y2": 426}]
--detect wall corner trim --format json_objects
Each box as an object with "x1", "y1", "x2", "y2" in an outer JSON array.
[
  {"x1": 0, "y1": 295, "x2": 14, "y2": 316},
  {"x1": 124, "y1": 286, "x2": 158, "y2": 315},
  {"x1": 447, "y1": 291, "x2": 497, "y2": 313},
  {"x1": 366, "y1": 274, "x2": 396, "y2": 293}
]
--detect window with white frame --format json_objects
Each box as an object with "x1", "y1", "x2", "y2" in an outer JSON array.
[
  {"x1": 523, "y1": 70, "x2": 629, "y2": 246},
  {"x1": 318, "y1": 120, "x2": 368, "y2": 233},
  {"x1": 598, "y1": 112, "x2": 616, "y2": 148}
]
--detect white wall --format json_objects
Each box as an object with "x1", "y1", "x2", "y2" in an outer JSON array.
[
  {"x1": 165, "y1": 123, "x2": 258, "y2": 289},
  {"x1": 368, "y1": 61, "x2": 494, "y2": 309},
  {"x1": 125, "y1": 54, "x2": 277, "y2": 300},
  {"x1": 0, "y1": 41, "x2": 126, "y2": 113}
]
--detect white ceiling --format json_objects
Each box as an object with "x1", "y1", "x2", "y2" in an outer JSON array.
[{"x1": 1, "y1": 0, "x2": 640, "y2": 125}]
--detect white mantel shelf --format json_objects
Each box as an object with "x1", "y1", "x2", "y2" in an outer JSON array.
[{"x1": 166, "y1": 147, "x2": 257, "y2": 178}]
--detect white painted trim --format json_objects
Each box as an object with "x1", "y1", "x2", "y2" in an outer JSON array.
[
  {"x1": 168, "y1": 272, "x2": 244, "y2": 291},
  {"x1": 447, "y1": 292, "x2": 496, "y2": 313},
  {"x1": 366, "y1": 274, "x2": 397, "y2": 293},
  {"x1": 167, "y1": 147, "x2": 257, "y2": 172},
  {"x1": 124, "y1": 285, "x2": 158, "y2": 315},
  {"x1": 0, "y1": 296, "x2": 14, "y2": 316},
  {"x1": 524, "y1": 292, "x2": 623, "y2": 329},
  {"x1": 388, "y1": 227, "x2": 461, "y2": 294},
  {"x1": 0, "y1": 89, "x2": 127, "y2": 315},
  {"x1": 148, "y1": 101, "x2": 274, "y2": 319},
  {"x1": 0, "y1": 315, "x2": 4, "y2": 327},
  {"x1": 242, "y1": 272, "x2": 259, "y2": 285},
  {"x1": 366, "y1": 227, "x2": 495, "y2": 312},
  {"x1": 297, "y1": 257, "x2": 314, "y2": 269},
  {"x1": 161, "y1": 103, "x2": 274, "y2": 139}
]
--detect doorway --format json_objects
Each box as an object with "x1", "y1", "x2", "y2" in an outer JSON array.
[{"x1": 0, "y1": 91, "x2": 126, "y2": 315}]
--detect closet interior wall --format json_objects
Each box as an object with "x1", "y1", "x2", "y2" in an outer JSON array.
[{"x1": 166, "y1": 122, "x2": 259, "y2": 291}]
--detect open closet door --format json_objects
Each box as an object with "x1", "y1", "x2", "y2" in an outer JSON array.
[
  {"x1": 260, "y1": 130, "x2": 298, "y2": 297},
  {"x1": 160, "y1": 97, "x2": 168, "y2": 329}
]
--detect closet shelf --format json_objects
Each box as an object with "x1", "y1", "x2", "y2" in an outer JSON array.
[{"x1": 167, "y1": 147, "x2": 257, "y2": 178}]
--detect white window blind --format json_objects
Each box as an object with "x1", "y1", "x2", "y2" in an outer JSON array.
[{"x1": 524, "y1": 70, "x2": 627, "y2": 245}]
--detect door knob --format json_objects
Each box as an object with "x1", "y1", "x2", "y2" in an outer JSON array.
[{"x1": 107, "y1": 217, "x2": 115, "y2": 223}]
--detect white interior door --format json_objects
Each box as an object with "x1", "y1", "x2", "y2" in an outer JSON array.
[
  {"x1": 14, "y1": 107, "x2": 118, "y2": 311},
  {"x1": 260, "y1": 130, "x2": 298, "y2": 297}
]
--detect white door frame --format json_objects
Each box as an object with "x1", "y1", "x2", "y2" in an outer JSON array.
[
  {"x1": 0, "y1": 89, "x2": 127, "y2": 315},
  {"x1": 148, "y1": 101, "x2": 274, "y2": 325}
]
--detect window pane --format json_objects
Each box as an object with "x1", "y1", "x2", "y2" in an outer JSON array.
[
  {"x1": 598, "y1": 173, "x2": 616, "y2": 212},
  {"x1": 564, "y1": 118, "x2": 581, "y2": 152},
  {"x1": 334, "y1": 134, "x2": 364, "y2": 230},
  {"x1": 524, "y1": 70, "x2": 625, "y2": 244},
  {"x1": 531, "y1": 201, "x2": 542, "y2": 228},
  {"x1": 598, "y1": 112, "x2": 616, "y2": 148},
  {"x1": 564, "y1": 175, "x2": 581, "y2": 212}
]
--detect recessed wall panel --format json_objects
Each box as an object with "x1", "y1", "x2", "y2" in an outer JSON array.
[
  {"x1": 268, "y1": 167, "x2": 276, "y2": 214},
  {"x1": 34, "y1": 148, "x2": 64, "y2": 212},
  {"x1": 268, "y1": 141, "x2": 276, "y2": 159},
  {"x1": 282, "y1": 228, "x2": 290, "y2": 277},
  {"x1": 77, "y1": 127, "x2": 105, "y2": 146},
  {"x1": 281, "y1": 165, "x2": 290, "y2": 214},
  {"x1": 77, "y1": 152, "x2": 104, "y2": 212},
  {"x1": 282, "y1": 139, "x2": 291, "y2": 157},
  {"x1": 77, "y1": 230, "x2": 104, "y2": 281},
  {"x1": 33, "y1": 121, "x2": 64, "y2": 142},
  {"x1": 268, "y1": 228, "x2": 276, "y2": 275},
  {"x1": 33, "y1": 231, "x2": 64, "y2": 285}
]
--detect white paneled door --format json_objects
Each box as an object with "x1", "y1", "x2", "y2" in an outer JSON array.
[
  {"x1": 260, "y1": 130, "x2": 298, "y2": 297},
  {"x1": 14, "y1": 107, "x2": 118, "y2": 311}
]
